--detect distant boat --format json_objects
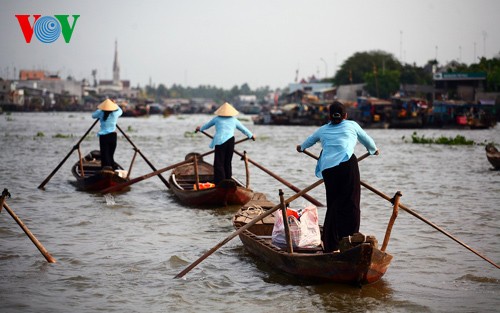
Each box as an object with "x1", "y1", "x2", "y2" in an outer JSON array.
[
  {"x1": 253, "y1": 103, "x2": 329, "y2": 126},
  {"x1": 485, "y1": 143, "x2": 500, "y2": 170}
]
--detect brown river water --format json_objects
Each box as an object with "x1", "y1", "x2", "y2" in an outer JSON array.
[{"x1": 0, "y1": 112, "x2": 499, "y2": 313}]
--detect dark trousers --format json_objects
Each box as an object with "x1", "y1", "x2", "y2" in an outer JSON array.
[
  {"x1": 213, "y1": 136, "x2": 235, "y2": 184},
  {"x1": 99, "y1": 132, "x2": 117, "y2": 169},
  {"x1": 321, "y1": 154, "x2": 361, "y2": 252}
]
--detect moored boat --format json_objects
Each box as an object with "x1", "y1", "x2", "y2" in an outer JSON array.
[
  {"x1": 485, "y1": 143, "x2": 500, "y2": 170},
  {"x1": 232, "y1": 193, "x2": 393, "y2": 285},
  {"x1": 168, "y1": 153, "x2": 254, "y2": 206},
  {"x1": 71, "y1": 150, "x2": 130, "y2": 192}
]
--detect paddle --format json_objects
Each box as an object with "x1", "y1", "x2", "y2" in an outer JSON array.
[
  {"x1": 1, "y1": 189, "x2": 56, "y2": 263},
  {"x1": 304, "y1": 151, "x2": 500, "y2": 269},
  {"x1": 174, "y1": 178, "x2": 325, "y2": 279},
  {"x1": 38, "y1": 119, "x2": 98, "y2": 189},
  {"x1": 101, "y1": 137, "x2": 250, "y2": 193},
  {"x1": 116, "y1": 124, "x2": 170, "y2": 188},
  {"x1": 198, "y1": 130, "x2": 324, "y2": 206}
]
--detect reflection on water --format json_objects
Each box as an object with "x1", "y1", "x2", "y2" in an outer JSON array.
[{"x1": 0, "y1": 112, "x2": 499, "y2": 313}]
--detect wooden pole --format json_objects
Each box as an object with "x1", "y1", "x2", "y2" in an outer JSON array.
[
  {"x1": 77, "y1": 146, "x2": 85, "y2": 177},
  {"x1": 279, "y1": 189, "x2": 294, "y2": 254},
  {"x1": 126, "y1": 150, "x2": 138, "y2": 180},
  {"x1": 381, "y1": 191, "x2": 402, "y2": 252},
  {"x1": 116, "y1": 124, "x2": 170, "y2": 189},
  {"x1": 200, "y1": 130, "x2": 324, "y2": 206},
  {"x1": 193, "y1": 155, "x2": 200, "y2": 190},
  {"x1": 1, "y1": 191, "x2": 56, "y2": 263},
  {"x1": 243, "y1": 151, "x2": 250, "y2": 189},
  {"x1": 38, "y1": 119, "x2": 98, "y2": 189},
  {"x1": 174, "y1": 179, "x2": 324, "y2": 279},
  {"x1": 302, "y1": 149, "x2": 499, "y2": 269},
  {"x1": 360, "y1": 181, "x2": 499, "y2": 269}
]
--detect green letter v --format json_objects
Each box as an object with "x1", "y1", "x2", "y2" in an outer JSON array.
[{"x1": 54, "y1": 15, "x2": 80, "y2": 43}]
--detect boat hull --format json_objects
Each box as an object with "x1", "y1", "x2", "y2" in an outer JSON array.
[
  {"x1": 169, "y1": 177, "x2": 253, "y2": 206},
  {"x1": 169, "y1": 153, "x2": 253, "y2": 206},
  {"x1": 71, "y1": 150, "x2": 129, "y2": 192},
  {"x1": 233, "y1": 194, "x2": 392, "y2": 285},
  {"x1": 486, "y1": 144, "x2": 500, "y2": 170}
]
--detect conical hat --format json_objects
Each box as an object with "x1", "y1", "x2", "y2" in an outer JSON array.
[
  {"x1": 214, "y1": 102, "x2": 239, "y2": 116},
  {"x1": 97, "y1": 99, "x2": 119, "y2": 111}
]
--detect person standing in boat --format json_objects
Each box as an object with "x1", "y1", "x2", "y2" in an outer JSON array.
[
  {"x1": 296, "y1": 101, "x2": 379, "y2": 252},
  {"x1": 92, "y1": 99, "x2": 123, "y2": 170},
  {"x1": 196, "y1": 102, "x2": 255, "y2": 185}
]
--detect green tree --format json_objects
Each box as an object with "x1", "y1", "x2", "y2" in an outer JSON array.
[
  {"x1": 157, "y1": 83, "x2": 169, "y2": 98},
  {"x1": 364, "y1": 70, "x2": 400, "y2": 99},
  {"x1": 400, "y1": 63, "x2": 433, "y2": 85},
  {"x1": 334, "y1": 50, "x2": 401, "y2": 85}
]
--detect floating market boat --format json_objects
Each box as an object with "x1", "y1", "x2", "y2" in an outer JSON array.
[
  {"x1": 232, "y1": 193, "x2": 393, "y2": 285},
  {"x1": 71, "y1": 150, "x2": 129, "y2": 192},
  {"x1": 168, "y1": 153, "x2": 254, "y2": 206}
]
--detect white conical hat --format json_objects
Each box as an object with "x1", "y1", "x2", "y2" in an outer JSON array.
[
  {"x1": 97, "y1": 99, "x2": 119, "y2": 111},
  {"x1": 214, "y1": 102, "x2": 239, "y2": 116}
]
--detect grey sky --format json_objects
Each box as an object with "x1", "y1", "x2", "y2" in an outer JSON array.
[{"x1": 1, "y1": 0, "x2": 499, "y2": 90}]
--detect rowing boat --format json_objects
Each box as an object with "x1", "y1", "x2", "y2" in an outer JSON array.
[
  {"x1": 232, "y1": 193, "x2": 393, "y2": 285},
  {"x1": 168, "y1": 153, "x2": 254, "y2": 206},
  {"x1": 71, "y1": 150, "x2": 130, "y2": 192},
  {"x1": 485, "y1": 143, "x2": 500, "y2": 170}
]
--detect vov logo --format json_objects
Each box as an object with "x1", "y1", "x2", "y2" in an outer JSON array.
[{"x1": 15, "y1": 14, "x2": 80, "y2": 43}]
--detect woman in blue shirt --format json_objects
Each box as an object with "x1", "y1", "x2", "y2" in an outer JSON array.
[
  {"x1": 297, "y1": 101, "x2": 378, "y2": 252},
  {"x1": 196, "y1": 102, "x2": 255, "y2": 184},
  {"x1": 91, "y1": 99, "x2": 123, "y2": 170}
]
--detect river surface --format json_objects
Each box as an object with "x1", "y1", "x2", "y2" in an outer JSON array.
[{"x1": 0, "y1": 112, "x2": 499, "y2": 313}]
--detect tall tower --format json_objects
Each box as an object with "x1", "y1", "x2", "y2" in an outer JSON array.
[{"x1": 112, "y1": 40, "x2": 120, "y2": 86}]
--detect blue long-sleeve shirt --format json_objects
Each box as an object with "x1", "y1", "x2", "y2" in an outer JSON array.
[
  {"x1": 299, "y1": 120, "x2": 377, "y2": 178},
  {"x1": 200, "y1": 116, "x2": 253, "y2": 148},
  {"x1": 91, "y1": 107, "x2": 123, "y2": 136}
]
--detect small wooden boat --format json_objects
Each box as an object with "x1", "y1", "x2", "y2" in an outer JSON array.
[
  {"x1": 71, "y1": 150, "x2": 130, "y2": 192},
  {"x1": 486, "y1": 143, "x2": 500, "y2": 170},
  {"x1": 168, "y1": 153, "x2": 254, "y2": 206},
  {"x1": 232, "y1": 193, "x2": 393, "y2": 285}
]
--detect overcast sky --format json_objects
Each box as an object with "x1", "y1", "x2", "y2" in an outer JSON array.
[{"x1": 1, "y1": 0, "x2": 499, "y2": 90}]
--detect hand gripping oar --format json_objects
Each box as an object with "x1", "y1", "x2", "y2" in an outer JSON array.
[
  {"x1": 199, "y1": 130, "x2": 324, "y2": 206},
  {"x1": 1, "y1": 189, "x2": 56, "y2": 263},
  {"x1": 38, "y1": 119, "x2": 98, "y2": 189},
  {"x1": 174, "y1": 179, "x2": 325, "y2": 279},
  {"x1": 116, "y1": 124, "x2": 170, "y2": 188},
  {"x1": 101, "y1": 137, "x2": 250, "y2": 193},
  {"x1": 304, "y1": 151, "x2": 500, "y2": 269}
]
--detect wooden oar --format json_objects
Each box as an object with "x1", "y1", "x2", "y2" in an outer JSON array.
[
  {"x1": 101, "y1": 137, "x2": 250, "y2": 193},
  {"x1": 1, "y1": 190, "x2": 56, "y2": 263},
  {"x1": 174, "y1": 179, "x2": 325, "y2": 279},
  {"x1": 199, "y1": 130, "x2": 324, "y2": 206},
  {"x1": 38, "y1": 119, "x2": 98, "y2": 189},
  {"x1": 360, "y1": 180, "x2": 499, "y2": 269},
  {"x1": 304, "y1": 151, "x2": 500, "y2": 269},
  {"x1": 116, "y1": 124, "x2": 170, "y2": 188}
]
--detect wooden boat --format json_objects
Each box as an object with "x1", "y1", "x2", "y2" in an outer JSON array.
[
  {"x1": 71, "y1": 150, "x2": 130, "y2": 192},
  {"x1": 232, "y1": 193, "x2": 393, "y2": 285},
  {"x1": 486, "y1": 143, "x2": 500, "y2": 170},
  {"x1": 168, "y1": 153, "x2": 254, "y2": 206}
]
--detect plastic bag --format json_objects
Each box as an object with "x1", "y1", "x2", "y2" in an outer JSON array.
[{"x1": 272, "y1": 205, "x2": 321, "y2": 248}]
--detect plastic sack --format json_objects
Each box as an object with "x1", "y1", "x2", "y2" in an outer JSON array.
[{"x1": 272, "y1": 205, "x2": 321, "y2": 248}]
